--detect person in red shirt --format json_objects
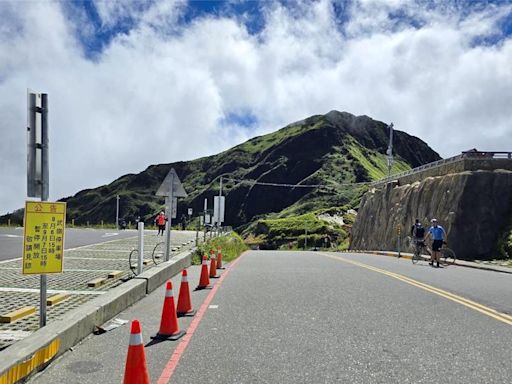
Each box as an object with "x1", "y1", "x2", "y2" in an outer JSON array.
[{"x1": 155, "y1": 212, "x2": 167, "y2": 236}]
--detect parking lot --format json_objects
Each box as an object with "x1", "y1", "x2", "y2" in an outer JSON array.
[{"x1": 0, "y1": 230, "x2": 198, "y2": 350}]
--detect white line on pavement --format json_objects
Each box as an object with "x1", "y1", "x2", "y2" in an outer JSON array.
[{"x1": 0, "y1": 287, "x2": 105, "y2": 295}]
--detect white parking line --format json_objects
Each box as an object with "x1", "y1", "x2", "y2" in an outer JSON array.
[
  {"x1": 0, "y1": 287, "x2": 105, "y2": 295},
  {"x1": 0, "y1": 267, "x2": 120, "y2": 272}
]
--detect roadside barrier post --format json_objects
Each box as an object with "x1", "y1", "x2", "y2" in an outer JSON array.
[
  {"x1": 397, "y1": 225, "x2": 401, "y2": 258},
  {"x1": 137, "y1": 222, "x2": 144, "y2": 275}
]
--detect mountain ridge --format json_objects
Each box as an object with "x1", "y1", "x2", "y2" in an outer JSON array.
[{"x1": 1, "y1": 110, "x2": 441, "y2": 229}]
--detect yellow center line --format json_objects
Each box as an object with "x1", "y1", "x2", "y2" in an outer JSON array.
[{"x1": 318, "y1": 252, "x2": 512, "y2": 326}]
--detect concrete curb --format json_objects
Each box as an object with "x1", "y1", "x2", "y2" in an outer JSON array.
[
  {"x1": 347, "y1": 250, "x2": 512, "y2": 274},
  {"x1": 0, "y1": 250, "x2": 194, "y2": 384}
]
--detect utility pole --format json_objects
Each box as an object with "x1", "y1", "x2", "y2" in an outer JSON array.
[{"x1": 387, "y1": 122, "x2": 394, "y2": 178}]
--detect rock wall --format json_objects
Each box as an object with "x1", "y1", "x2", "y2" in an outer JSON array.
[{"x1": 350, "y1": 170, "x2": 512, "y2": 260}]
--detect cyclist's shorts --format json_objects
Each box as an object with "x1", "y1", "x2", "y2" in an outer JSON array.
[
  {"x1": 432, "y1": 240, "x2": 443, "y2": 251},
  {"x1": 415, "y1": 240, "x2": 425, "y2": 246}
]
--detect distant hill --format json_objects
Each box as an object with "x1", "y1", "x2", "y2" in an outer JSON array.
[{"x1": 1, "y1": 110, "x2": 441, "y2": 229}]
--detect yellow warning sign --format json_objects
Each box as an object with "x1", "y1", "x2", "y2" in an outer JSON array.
[{"x1": 23, "y1": 201, "x2": 66, "y2": 274}]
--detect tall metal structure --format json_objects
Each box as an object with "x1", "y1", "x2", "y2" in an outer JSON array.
[
  {"x1": 27, "y1": 90, "x2": 49, "y2": 327},
  {"x1": 386, "y1": 122, "x2": 394, "y2": 177}
]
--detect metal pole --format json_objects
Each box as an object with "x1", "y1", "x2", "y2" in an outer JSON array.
[
  {"x1": 203, "y1": 198, "x2": 207, "y2": 242},
  {"x1": 195, "y1": 217, "x2": 199, "y2": 247},
  {"x1": 40, "y1": 93, "x2": 49, "y2": 328},
  {"x1": 116, "y1": 195, "x2": 120, "y2": 230},
  {"x1": 137, "y1": 222, "x2": 144, "y2": 275},
  {"x1": 164, "y1": 172, "x2": 174, "y2": 261},
  {"x1": 387, "y1": 122, "x2": 394, "y2": 177},
  {"x1": 397, "y1": 225, "x2": 401, "y2": 258},
  {"x1": 27, "y1": 92, "x2": 37, "y2": 197},
  {"x1": 304, "y1": 227, "x2": 308, "y2": 250},
  {"x1": 218, "y1": 176, "x2": 222, "y2": 236}
]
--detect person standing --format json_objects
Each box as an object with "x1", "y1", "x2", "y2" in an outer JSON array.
[
  {"x1": 426, "y1": 218, "x2": 446, "y2": 268},
  {"x1": 410, "y1": 218, "x2": 426, "y2": 256},
  {"x1": 155, "y1": 211, "x2": 167, "y2": 236}
]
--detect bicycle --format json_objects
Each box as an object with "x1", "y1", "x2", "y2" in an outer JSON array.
[
  {"x1": 152, "y1": 242, "x2": 165, "y2": 265},
  {"x1": 129, "y1": 249, "x2": 140, "y2": 276},
  {"x1": 406, "y1": 236, "x2": 456, "y2": 266},
  {"x1": 406, "y1": 236, "x2": 429, "y2": 264},
  {"x1": 439, "y1": 243, "x2": 457, "y2": 265}
]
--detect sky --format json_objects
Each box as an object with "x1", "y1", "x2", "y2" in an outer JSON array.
[{"x1": 1, "y1": 0, "x2": 511, "y2": 214}]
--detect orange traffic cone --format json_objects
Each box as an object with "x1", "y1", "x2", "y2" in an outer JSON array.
[
  {"x1": 151, "y1": 281, "x2": 185, "y2": 341},
  {"x1": 195, "y1": 255, "x2": 211, "y2": 290},
  {"x1": 209, "y1": 250, "x2": 219, "y2": 278},
  {"x1": 217, "y1": 247, "x2": 225, "y2": 269},
  {"x1": 123, "y1": 320, "x2": 150, "y2": 384},
  {"x1": 176, "y1": 269, "x2": 196, "y2": 317}
]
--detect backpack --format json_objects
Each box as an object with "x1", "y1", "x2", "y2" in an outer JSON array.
[{"x1": 414, "y1": 225, "x2": 425, "y2": 238}]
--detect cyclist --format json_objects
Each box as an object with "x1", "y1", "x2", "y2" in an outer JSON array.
[
  {"x1": 410, "y1": 219, "x2": 426, "y2": 256},
  {"x1": 426, "y1": 218, "x2": 446, "y2": 268}
]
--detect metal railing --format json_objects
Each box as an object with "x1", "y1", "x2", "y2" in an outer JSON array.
[
  {"x1": 371, "y1": 151, "x2": 512, "y2": 186},
  {"x1": 370, "y1": 154, "x2": 464, "y2": 186}
]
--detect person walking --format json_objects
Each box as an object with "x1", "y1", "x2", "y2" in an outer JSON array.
[
  {"x1": 426, "y1": 218, "x2": 446, "y2": 268},
  {"x1": 155, "y1": 212, "x2": 167, "y2": 236}
]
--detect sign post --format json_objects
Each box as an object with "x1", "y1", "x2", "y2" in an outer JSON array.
[
  {"x1": 27, "y1": 90, "x2": 57, "y2": 328},
  {"x1": 156, "y1": 168, "x2": 187, "y2": 261}
]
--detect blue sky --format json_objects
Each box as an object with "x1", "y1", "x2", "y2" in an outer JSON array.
[{"x1": 1, "y1": 0, "x2": 512, "y2": 213}]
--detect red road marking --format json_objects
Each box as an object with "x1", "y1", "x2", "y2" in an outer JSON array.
[{"x1": 157, "y1": 254, "x2": 245, "y2": 384}]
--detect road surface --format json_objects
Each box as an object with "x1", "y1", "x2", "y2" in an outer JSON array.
[{"x1": 30, "y1": 250, "x2": 512, "y2": 383}]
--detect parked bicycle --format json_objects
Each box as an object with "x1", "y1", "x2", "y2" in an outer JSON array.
[
  {"x1": 129, "y1": 249, "x2": 140, "y2": 276},
  {"x1": 152, "y1": 242, "x2": 165, "y2": 265}
]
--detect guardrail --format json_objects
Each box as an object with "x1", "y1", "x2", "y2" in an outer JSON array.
[
  {"x1": 370, "y1": 154, "x2": 464, "y2": 186},
  {"x1": 371, "y1": 151, "x2": 512, "y2": 186}
]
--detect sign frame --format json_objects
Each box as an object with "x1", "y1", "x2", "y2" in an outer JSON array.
[{"x1": 23, "y1": 201, "x2": 66, "y2": 275}]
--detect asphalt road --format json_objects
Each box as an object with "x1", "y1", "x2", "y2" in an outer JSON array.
[
  {"x1": 30, "y1": 251, "x2": 512, "y2": 384},
  {"x1": 0, "y1": 227, "x2": 139, "y2": 261}
]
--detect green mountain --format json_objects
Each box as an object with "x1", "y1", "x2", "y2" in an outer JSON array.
[{"x1": 2, "y1": 111, "x2": 441, "y2": 238}]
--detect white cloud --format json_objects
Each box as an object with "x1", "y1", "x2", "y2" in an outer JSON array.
[{"x1": 0, "y1": 0, "x2": 511, "y2": 214}]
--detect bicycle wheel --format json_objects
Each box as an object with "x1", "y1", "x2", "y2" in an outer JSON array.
[
  {"x1": 440, "y1": 247, "x2": 456, "y2": 265},
  {"x1": 129, "y1": 249, "x2": 139, "y2": 275},
  {"x1": 152, "y1": 242, "x2": 165, "y2": 265},
  {"x1": 412, "y1": 249, "x2": 420, "y2": 264},
  {"x1": 405, "y1": 236, "x2": 414, "y2": 251}
]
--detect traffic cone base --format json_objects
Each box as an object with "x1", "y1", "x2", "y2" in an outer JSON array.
[
  {"x1": 151, "y1": 329, "x2": 186, "y2": 341},
  {"x1": 177, "y1": 309, "x2": 197, "y2": 317},
  {"x1": 194, "y1": 284, "x2": 212, "y2": 291}
]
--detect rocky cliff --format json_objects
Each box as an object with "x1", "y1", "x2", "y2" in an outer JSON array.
[{"x1": 350, "y1": 169, "x2": 512, "y2": 260}]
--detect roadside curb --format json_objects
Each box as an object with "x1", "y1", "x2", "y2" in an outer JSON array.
[
  {"x1": 0, "y1": 249, "x2": 194, "y2": 384},
  {"x1": 346, "y1": 250, "x2": 512, "y2": 275}
]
